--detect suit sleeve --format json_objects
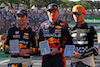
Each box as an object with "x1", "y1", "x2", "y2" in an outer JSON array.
[
  {"x1": 81, "y1": 26, "x2": 98, "y2": 58},
  {"x1": 5, "y1": 28, "x2": 11, "y2": 46},
  {"x1": 57, "y1": 23, "x2": 73, "y2": 53}
]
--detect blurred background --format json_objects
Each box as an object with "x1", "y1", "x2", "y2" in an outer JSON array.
[
  {"x1": 0, "y1": 0, "x2": 100, "y2": 67},
  {"x1": 0, "y1": 0, "x2": 100, "y2": 34}
]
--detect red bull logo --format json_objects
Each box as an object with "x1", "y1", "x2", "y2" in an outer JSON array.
[
  {"x1": 19, "y1": 43, "x2": 27, "y2": 48},
  {"x1": 46, "y1": 37, "x2": 60, "y2": 44}
]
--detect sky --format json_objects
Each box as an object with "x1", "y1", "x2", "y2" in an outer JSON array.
[{"x1": 69, "y1": 0, "x2": 100, "y2": 1}]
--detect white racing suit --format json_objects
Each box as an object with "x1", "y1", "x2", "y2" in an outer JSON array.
[{"x1": 70, "y1": 23, "x2": 98, "y2": 67}]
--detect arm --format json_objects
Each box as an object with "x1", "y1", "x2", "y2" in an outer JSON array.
[
  {"x1": 56, "y1": 23, "x2": 73, "y2": 54},
  {"x1": 19, "y1": 30, "x2": 36, "y2": 56},
  {"x1": 71, "y1": 26, "x2": 98, "y2": 58}
]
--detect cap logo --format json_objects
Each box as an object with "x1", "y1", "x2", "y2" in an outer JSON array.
[
  {"x1": 22, "y1": 11, "x2": 26, "y2": 13},
  {"x1": 48, "y1": 6, "x2": 51, "y2": 9},
  {"x1": 17, "y1": 10, "x2": 20, "y2": 13}
]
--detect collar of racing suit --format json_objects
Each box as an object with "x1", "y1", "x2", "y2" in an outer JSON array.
[
  {"x1": 50, "y1": 19, "x2": 60, "y2": 25},
  {"x1": 16, "y1": 25, "x2": 29, "y2": 30},
  {"x1": 75, "y1": 23, "x2": 88, "y2": 29}
]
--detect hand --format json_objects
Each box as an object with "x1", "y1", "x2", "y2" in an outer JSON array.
[
  {"x1": 19, "y1": 49, "x2": 28, "y2": 56},
  {"x1": 9, "y1": 51, "x2": 19, "y2": 55},
  {"x1": 50, "y1": 48, "x2": 57, "y2": 55},
  {"x1": 70, "y1": 51, "x2": 81, "y2": 58}
]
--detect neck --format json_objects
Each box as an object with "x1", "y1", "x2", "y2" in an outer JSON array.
[
  {"x1": 18, "y1": 24, "x2": 27, "y2": 28},
  {"x1": 50, "y1": 18, "x2": 58, "y2": 23},
  {"x1": 76, "y1": 20, "x2": 85, "y2": 25}
]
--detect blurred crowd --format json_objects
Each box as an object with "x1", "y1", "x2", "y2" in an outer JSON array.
[{"x1": 0, "y1": 9, "x2": 100, "y2": 34}]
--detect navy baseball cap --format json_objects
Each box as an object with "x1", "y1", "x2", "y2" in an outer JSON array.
[
  {"x1": 47, "y1": 3, "x2": 58, "y2": 11},
  {"x1": 17, "y1": 9, "x2": 27, "y2": 16}
]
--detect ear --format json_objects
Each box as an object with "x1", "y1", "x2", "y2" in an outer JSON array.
[
  {"x1": 27, "y1": 16, "x2": 28, "y2": 19},
  {"x1": 84, "y1": 13, "x2": 86, "y2": 16},
  {"x1": 58, "y1": 10, "x2": 60, "y2": 14}
]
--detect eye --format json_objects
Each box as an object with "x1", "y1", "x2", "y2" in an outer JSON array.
[
  {"x1": 17, "y1": 15, "x2": 24, "y2": 18},
  {"x1": 54, "y1": 11, "x2": 56, "y2": 12}
]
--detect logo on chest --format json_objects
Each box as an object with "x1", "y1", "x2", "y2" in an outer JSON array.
[
  {"x1": 23, "y1": 33, "x2": 29, "y2": 39},
  {"x1": 13, "y1": 35, "x2": 20, "y2": 38}
]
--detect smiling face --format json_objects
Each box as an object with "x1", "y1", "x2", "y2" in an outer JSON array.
[
  {"x1": 47, "y1": 9, "x2": 59, "y2": 23},
  {"x1": 73, "y1": 12, "x2": 85, "y2": 25},
  {"x1": 17, "y1": 14, "x2": 28, "y2": 27}
]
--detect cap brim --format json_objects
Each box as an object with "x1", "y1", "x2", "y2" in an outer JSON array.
[
  {"x1": 17, "y1": 13, "x2": 26, "y2": 16},
  {"x1": 47, "y1": 8, "x2": 58, "y2": 11},
  {"x1": 73, "y1": 12, "x2": 82, "y2": 14},
  {"x1": 17, "y1": 13, "x2": 24, "y2": 15}
]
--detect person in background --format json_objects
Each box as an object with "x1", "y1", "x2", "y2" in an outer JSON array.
[
  {"x1": 5, "y1": 9, "x2": 36, "y2": 67},
  {"x1": 70, "y1": 5, "x2": 98, "y2": 67},
  {"x1": 39, "y1": 3, "x2": 72, "y2": 67}
]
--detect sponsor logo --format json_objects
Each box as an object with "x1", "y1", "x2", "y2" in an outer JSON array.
[
  {"x1": 13, "y1": 35, "x2": 20, "y2": 38},
  {"x1": 60, "y1": 23, "x2": 64, "y2": 25},
  {"x1": 19, "y1": 40, "x2": 29, "y2": 44},
  {"x1": 43, "y1": 33, "x2": 61, "y2": 37},
  {"x1": 45, "y1": 25, "x2": 49, "y2": 29},
  {"x1": 19, "y1": 43, "x2": 27, "y2": 48},
  {"x1": 23, "y1": 35, "x2": 29, "y2": 39},
  {"x1": 15, "y1": 31, "x2": 19, "y2": 34},
  {"x1": 24, "y1": 33, "x2": 29, "y2": 36},
  {"x1": 55, "y1": 26, "x2": 62, "y2": 29},
  {"x1": 46, "y1": 37, "x2": 60, "y2": 44}
]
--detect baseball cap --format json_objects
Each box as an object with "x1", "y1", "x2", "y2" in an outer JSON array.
[
  {"x1": 72, "y1": 5, "x2": 86, "y2": 14},
  {"x1": 47, "y1": 3, "x2": 58, "y2": 11},
  {"x1": 17, "y1": 9, "x2": 27, "y2": 16}
]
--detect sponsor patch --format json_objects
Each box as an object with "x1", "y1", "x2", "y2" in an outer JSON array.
[
  {"x1": 13, "y1": 35, "x2": 20, "y2": 38},
  {"x1": 24, "y1": 33, "x2": 29, "y2": 36},
  {"x1": 60, "y1": 23, "x2": 64, "y2": 25},
  {"x1": 23, "y1": 35, "x2": 29, "y2": 39},
  {"x1": 45, "y1": 25, "x2": 49, "y2": 29},
  {"x1": 46, "y1": 37, "x2": 60, "y2": 44},
  {"x1": 55, "y1": 26, "x2": 62, "y2": 29},
  {"x1": 15, "y1": 31, "x2": 19, "y2": 34}
]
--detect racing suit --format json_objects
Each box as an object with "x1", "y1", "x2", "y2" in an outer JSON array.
[
  {"x1": 5, "y1": 25, "x2": 36, "y2": 67},
  {"x1": 39, "y1": 20, "x2": 72, "y2": 67},
  {"x1": 70, "y1": 23, "x2": 98, "y2": 67}
]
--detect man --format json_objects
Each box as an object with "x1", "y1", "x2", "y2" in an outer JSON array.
[
  {"x1": 39, "y1": 3, "x2": 72, "y2": 67},
  {"x1": 5, "y1": 9, "x2": 36, "y2": 67},
  {"x1": 70, "y1": 5, "x2": 98, "y2": 67}
]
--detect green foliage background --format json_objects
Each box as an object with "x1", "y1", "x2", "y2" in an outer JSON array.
[{"x1": 0, "y1": 0, "x2": 100, "y2": 11}]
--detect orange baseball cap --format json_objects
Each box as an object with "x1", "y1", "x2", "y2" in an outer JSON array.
[{"x1": 72, "y1": 5, "x2": 86, "y2": 14}]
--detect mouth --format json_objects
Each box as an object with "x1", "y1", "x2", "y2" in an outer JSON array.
[{"x1": 18, "y1": 20, "x2": 22, "y2": 22}]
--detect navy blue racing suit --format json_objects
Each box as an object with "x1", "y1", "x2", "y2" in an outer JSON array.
[
  {"x1": 5, "y1": 25, "x2": 36, "y2": 67},
  {"x1": 39, "y1": 20, "x2": 72, "y2": 67}
]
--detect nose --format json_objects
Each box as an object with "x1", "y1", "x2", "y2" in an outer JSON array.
[
  {"x1": 18, "y1": 17, "x2": 22, "y2": 20},
  {"x1": 51, "y1": 12, "x2": 54, "y2": 16},
  {"x1": 75, "y1": 14, "x2": 79, "y2": 18}
]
